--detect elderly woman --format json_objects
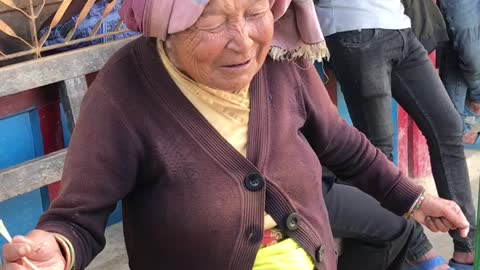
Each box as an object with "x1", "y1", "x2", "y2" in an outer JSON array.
[{"x1": 1, "y1": 0, "x2": 470, "y2": 269}]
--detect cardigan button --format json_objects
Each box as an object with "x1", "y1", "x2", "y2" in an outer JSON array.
[
  {"x1": 246, "y1": 225, "x2": 263, "y2": 244},
  {"x1": 285, "y1": 213, "x2": 300, "y2": 231},
  {"x1": 316, "y1": 244, "x2": 326, "y2": 262},
  {"x1": 244, "y1": 172, "x2": 265, "y2": 192}
]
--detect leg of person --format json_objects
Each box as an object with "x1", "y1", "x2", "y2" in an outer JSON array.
[
  {"x1": 325, "y1": 29, "x2": 397, "y2": 161},
  {"x1": 461, "y1": 38, "x2": 480, "y2": 115},
  {"x1": 324, "y1": 183, "x2": 419, "y2": 270},
  {"x1": 438, "y1": 43, "x2": 469, "y2": 124},
  {"x1": 325, "y1": 30, "x2": 442, "y2": 267},
  {"x1": 461, "y1": 38, "x2": 480, "y2": 139},
  {"x1": 390, "y1": 29, "x2": 476, "y2": 266},
  {"x1": 438, "y1": 0, "x2": 480, "y2": 122},
  {"x1": 437, "y1": 43, "x2": 478, "y2": 144}
]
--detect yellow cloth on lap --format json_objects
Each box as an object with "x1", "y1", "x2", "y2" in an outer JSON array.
[{"x1": 254, "y1": 239, "x2": 315, "y2": 270}]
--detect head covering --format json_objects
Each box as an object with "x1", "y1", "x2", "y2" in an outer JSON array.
[{"x1": 119, "y1": 0, "x2": 328, "y2": 62}]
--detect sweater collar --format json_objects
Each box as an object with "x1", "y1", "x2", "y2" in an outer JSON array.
[{"x1": 133, "y1": 37, "x2": 270, "y2": 172}]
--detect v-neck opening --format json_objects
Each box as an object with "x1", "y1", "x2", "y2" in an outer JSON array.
[{"x1": 136, "y1": 38, "x2": 270, "y2": 176}]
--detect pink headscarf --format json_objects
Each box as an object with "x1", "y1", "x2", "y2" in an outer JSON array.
[{"x1": 119, "y1": 0, "x2": 328, "y2": 62}]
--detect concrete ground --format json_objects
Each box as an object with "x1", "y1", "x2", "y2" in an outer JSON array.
[{"x1": 87, "y1": 150, "x2": 480, "y2": 270}]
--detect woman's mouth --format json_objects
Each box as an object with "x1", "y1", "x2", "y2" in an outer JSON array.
[{"x1": 221, "y1": 59, "x2": 252, "y2": 70}]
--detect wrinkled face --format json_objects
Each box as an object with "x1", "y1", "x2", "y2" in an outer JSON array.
[{"x1": 165, "y1": 0, "x2": 274, "y2": 92}]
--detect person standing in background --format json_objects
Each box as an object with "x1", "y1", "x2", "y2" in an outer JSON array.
[
  {"x1": 437, "y1": 0, "x2": 480, "y2": 145},
  {"x1": 315, "y1": 0, "x2": 476, "y2": 269}
]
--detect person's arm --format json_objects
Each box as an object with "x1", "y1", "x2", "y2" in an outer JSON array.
[
  {"x1": 298, "y1": 62, "x2": 421, "y2": 215},
  {"x1": 296, "y1": 61, "x2": 469, "y2": 236},
  {"x1": 38, "y1": 83, "x2": 141, "y2": 269},
  {"x1": 35, "y1": 81, "x2": 141, "y2": 269}
]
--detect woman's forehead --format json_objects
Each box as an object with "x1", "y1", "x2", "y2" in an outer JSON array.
[{"x1": 201, "y1": 0, "x2": 271, "y2": 14}]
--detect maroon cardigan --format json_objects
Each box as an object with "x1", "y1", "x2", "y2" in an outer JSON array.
[{"x1": 37, "y1": 37, "x2": 422, "y2": 270}]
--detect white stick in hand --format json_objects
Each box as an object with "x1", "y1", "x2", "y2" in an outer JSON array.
[{"x1": 0, "y1": 220, "x2": 40, "y2": 270}]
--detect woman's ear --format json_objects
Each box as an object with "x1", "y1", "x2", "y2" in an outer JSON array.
[
  {"x1": 164, "y1": 37, "x2": 172, "y2": 52},
  {"x1": 163, "y1": 37, "x2": 180, "y2": 68}
]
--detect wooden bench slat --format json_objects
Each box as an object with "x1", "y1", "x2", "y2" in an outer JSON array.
[
  {"x1": 0, "y1": 38, "x2": 125, "y2": 202},
  {"x1": 59, "y1": 76, "x2": 88, "y2": 134},
  {"x1": 0, "y1": 37, "x2": 137, "y2": 97},
  {"x1": 0, "y1": 150, "x2": 66, "y2": 202}
]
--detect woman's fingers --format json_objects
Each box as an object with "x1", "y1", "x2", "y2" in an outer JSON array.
[
  {"x1": 4, "y1": 261, "x2": 29, "y2": 270},
  {"x1": 2, "y1": 242, "x2": 32, "y2": 263},
  {"x1": 424, "y1": 217, "x2": 439, "y2": 232},
  {"x1": 441, "y1": 200, "x2": 469, "y2": 236},
  {"x1": 416, "y1": 195, "x2": 470, "y2": 237},
  {"x1": 22, "y1": 230, "x2": 58, "y2": 262},
  {"x1": 432, "y1": 217, "x2": 450, "y2": 232},
  {"x1": 458, "y1": 227, "x2": 470, "y2": 238},
  {"x1": 439, "y1": 217, "x2": 457, "y2": 230},
  {"x1": 421, "y1": 215, "x2": 468, "y2": 237},
  {"x1": 423, "y1": 216, "x2": 458, "y2": 233},
  {"x1": 3, "y1": 230, "x2": 63, "y2": 270}
]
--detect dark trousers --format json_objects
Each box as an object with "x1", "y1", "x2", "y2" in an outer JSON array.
[
  {"x1": 325, "y1": 28, "x2": 476, "y2": 254},
  {"x1": 437, "y1": 0, "x2": 480, "y2": 119},
  {"x1": 325, "y1": 183, "x2": 417, "y2": 270}
]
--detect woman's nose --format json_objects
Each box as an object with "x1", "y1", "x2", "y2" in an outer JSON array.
[{"x1": 226, "y1": 20, "x2": 254, "y2": 53}]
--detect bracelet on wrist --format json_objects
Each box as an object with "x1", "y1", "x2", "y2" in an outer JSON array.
[
  {"x1": 53, "y1": 233, "x2": 75, "y2": 270},
  {"x1": 406, "y1": 190, "x2": 426, "y2": 220}
]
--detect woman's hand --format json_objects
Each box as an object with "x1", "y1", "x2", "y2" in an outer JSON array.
[
  {"x1": 2, "y1": 230, "x2": 65, "y2": 270},
  {"x1": 413, "y1": 194, "x2": 470, "y2": 237}
]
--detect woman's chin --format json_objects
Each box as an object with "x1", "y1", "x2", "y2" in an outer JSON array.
[{"x1": 206, "y1": 73, "x2": 254, "y2": 92}]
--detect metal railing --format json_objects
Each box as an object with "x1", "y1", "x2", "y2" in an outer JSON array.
[{"x1": 0, "y1": 0, "x2": 133, "y2": 63}]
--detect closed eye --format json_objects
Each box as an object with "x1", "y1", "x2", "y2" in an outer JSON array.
[
  {"x1": 194, "y1": 15, "x2": 226, "y2": 32},
  {"x1": 196, "y1": 23, "x2": 225, "y2": 33},
  {"x1": 245, "y1": 10, "x2": 268, "y2": 19}
]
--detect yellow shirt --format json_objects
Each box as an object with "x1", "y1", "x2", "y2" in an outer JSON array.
[
  {"x1": 158, "y1": 42, "x2": 250, "y2": 156},
  {"x1": 158, "y1": 40, "x2": 314, "y2": 270}
]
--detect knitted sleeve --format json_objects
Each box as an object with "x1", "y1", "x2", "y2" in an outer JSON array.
[
  {"x1": 297, "y1": 62, "x2": 422, "y2": 216},
  {"x1": 36, "y1": 81, "x2": 142, "y2": 270}
]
